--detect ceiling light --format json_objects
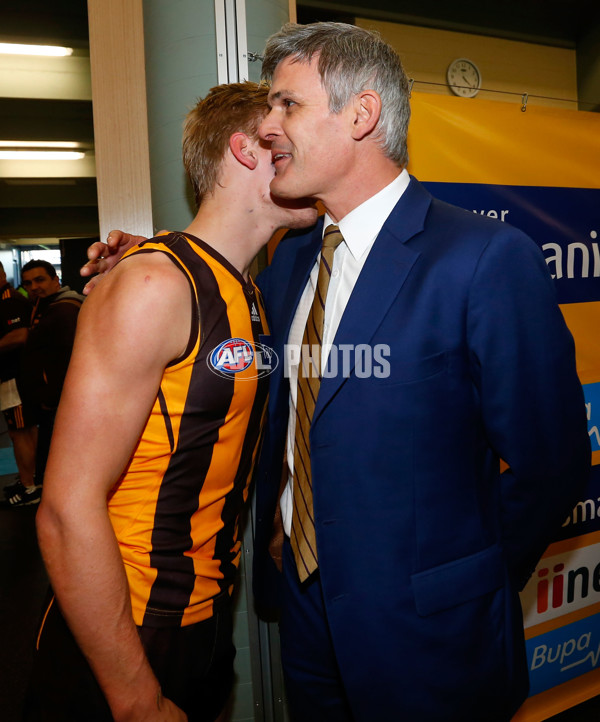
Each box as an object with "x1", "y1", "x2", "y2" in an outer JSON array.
[
  {"x1": 0, "y1": 141, "x2": 82, "y2": 149},
  {"x1": 0, "y1": 43, "x2": 73, "y2": 57},
  {"x1": 0, "y1": 151, "x2": 85, "y2": 160}
]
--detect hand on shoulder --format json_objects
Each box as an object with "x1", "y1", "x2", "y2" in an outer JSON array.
[{"x1": 80, "y1": 229, "x2": 148, "y2": 294}]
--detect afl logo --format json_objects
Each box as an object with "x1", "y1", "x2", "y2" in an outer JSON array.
[{"x1": 207, "y1": 338, "x2": 278, "y2": 380}]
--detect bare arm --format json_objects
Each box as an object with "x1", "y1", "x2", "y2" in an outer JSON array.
[
  {"x1": 80, "y1": 230, "x2": 147, "y2": 294},
  {"x1": 37, "y1": 253, "x2": 192, "y2": 721}
]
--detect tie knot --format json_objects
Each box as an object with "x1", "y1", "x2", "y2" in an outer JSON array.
[{"x1": 322, "y1": 224, "x2": 344, "y2": 251}]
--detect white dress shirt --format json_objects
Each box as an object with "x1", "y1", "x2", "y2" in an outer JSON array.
[{"x1": 281, "y1": 169, "x2": 410, "y2": 535}]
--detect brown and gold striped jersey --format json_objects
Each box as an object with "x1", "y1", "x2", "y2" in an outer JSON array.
[{"x1": 108, "y1": 232, "x2": 269, "y2": 627}]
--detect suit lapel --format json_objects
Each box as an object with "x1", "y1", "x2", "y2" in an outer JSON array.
[
  {"x1": 314, "y1": 178, "x2": 432, "y2": 420},
  {"x1": 276, "y1": 224, "x2": 323, "y2": 348}
]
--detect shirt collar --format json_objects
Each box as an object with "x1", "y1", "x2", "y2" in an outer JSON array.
[{"x1": 322, "y1": 168, "x2": 410, "y2": 261}]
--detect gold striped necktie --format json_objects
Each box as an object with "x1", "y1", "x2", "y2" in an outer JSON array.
[{"x1": 291, "y1": 224, "x2": 344, "y2": 582}]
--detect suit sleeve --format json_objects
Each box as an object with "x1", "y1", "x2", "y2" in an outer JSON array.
[{"x1": 467, "y1": 226, "x2": 591, "y2": 589}]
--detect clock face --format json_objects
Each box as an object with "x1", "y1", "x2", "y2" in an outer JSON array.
[{"x1": 447, "y1": 58, "x2": 481, "y2": 98}]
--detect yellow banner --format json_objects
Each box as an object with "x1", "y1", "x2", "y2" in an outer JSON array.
[
  {"x1": 407, "y1": 92, "x2": 600, "y2": 188},
  {"x1": 406, "y1": 92, "x2": 600, "y2": 721}
]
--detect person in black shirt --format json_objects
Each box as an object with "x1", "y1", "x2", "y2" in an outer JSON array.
[
  {"x1": 19, "y1": 260, "x2": 84, "y2": 484},
  {"x1": 0, "y1": 261, "x2": 38, "y2": 506}
]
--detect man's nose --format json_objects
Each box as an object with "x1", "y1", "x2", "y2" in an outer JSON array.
[{"x1": 258, "y1": 109, "x2": 280, "y2": 140}]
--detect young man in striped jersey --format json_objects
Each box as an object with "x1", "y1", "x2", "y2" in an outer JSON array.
[{"x1": 29, "y1": 82, "x2": 317, "y2": 722}]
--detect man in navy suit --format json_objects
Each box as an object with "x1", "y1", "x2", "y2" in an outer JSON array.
[{"x1": 251, "y1": 22, "x2": 591, "y2": 722}]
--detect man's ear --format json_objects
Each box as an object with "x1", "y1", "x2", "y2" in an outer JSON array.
[
  {"x1": 351, "y1": 90, "x2": 382, "y2": 140},
  {"x1": 229, "y1": 132, "x2": 258, "y2": 170}
]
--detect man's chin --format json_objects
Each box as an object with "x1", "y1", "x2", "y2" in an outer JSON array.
[
  {"x1": 286, "y1": 206, "x2": 319, "y2": 229},
  {"x1": 269, "y1": 193, "x2": 319, "y2": 229},
  {"x1": 270, "y1": 193, "x2": 316, "y2": 211}
]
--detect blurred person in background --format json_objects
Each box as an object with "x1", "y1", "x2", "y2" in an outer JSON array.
[
  {"x1": 0, "y1": 261, "x2": 38, "y2": 507},
  {"x1": 19, "y1": 260, "x2": 84, "y2": 484}
]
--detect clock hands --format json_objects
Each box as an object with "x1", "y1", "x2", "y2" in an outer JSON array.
[{"x1": 447, "y1": 59, "x2": 481, "y2": 97}]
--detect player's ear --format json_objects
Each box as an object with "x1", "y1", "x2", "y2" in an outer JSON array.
[
  {"x1": 351, "y1": 89, "x2": 381, "y2": 140},
  {"x1": 229, "y1": 132, "x2": 258, "y2": 170}
]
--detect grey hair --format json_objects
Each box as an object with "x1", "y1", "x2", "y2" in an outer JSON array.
[{"x1": 261, "y1": 22, "x2": 410, "y2": 166}]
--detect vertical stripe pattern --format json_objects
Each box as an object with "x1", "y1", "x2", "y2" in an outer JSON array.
[
  {"x1": 107, "y1": 232, "x2": 269, "y2": 627},
  {"x1": 291, "y1": 225, "x2": 344, "y2": 582}
]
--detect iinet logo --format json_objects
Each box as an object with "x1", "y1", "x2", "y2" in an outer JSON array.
[
  {"x1": 536, "y1": 563, "x2": 567, "y2": 614},
  {"x1": 521, "y1": 542, "x2": 600, "y2": 628}
]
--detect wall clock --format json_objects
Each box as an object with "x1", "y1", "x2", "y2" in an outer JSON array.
[{"x1": 447, "y1": 58, "x2": 482, "y2": 98}]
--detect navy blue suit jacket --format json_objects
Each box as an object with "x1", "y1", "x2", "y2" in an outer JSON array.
[{"x1": 253, "y1": 177, "x2": 590, "y2": 720}]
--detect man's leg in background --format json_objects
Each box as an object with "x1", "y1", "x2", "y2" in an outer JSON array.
[{"x1": 8, "y1": 425, "x2": 38, "y2": 488}]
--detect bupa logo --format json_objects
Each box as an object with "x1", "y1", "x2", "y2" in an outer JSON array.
[
  {"x1": 525, "y1": 610, "x2": 600, "y2": 695},
  {"x1": 207, "y1": 338, "x2": 278, "y2": 380}
]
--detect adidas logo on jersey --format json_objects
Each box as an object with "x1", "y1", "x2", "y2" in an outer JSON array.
[{"x1": 250, "y1": 302, "x2": 260, "y2": 322}]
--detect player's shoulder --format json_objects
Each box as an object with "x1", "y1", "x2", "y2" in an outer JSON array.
[
  {"x1": 88, "y1": 247, "x2": 189, "y2": 323},
  {"x1": 116, "y1": 245, "x2": 187, "y2": 283}
]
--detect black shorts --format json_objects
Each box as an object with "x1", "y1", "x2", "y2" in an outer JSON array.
[
  {"x1": 2, "y1": 402, "x2": 35, "y2": 430},
  {"x1": 23, "y1": 596, "x2": 236, "y2": 722}
]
